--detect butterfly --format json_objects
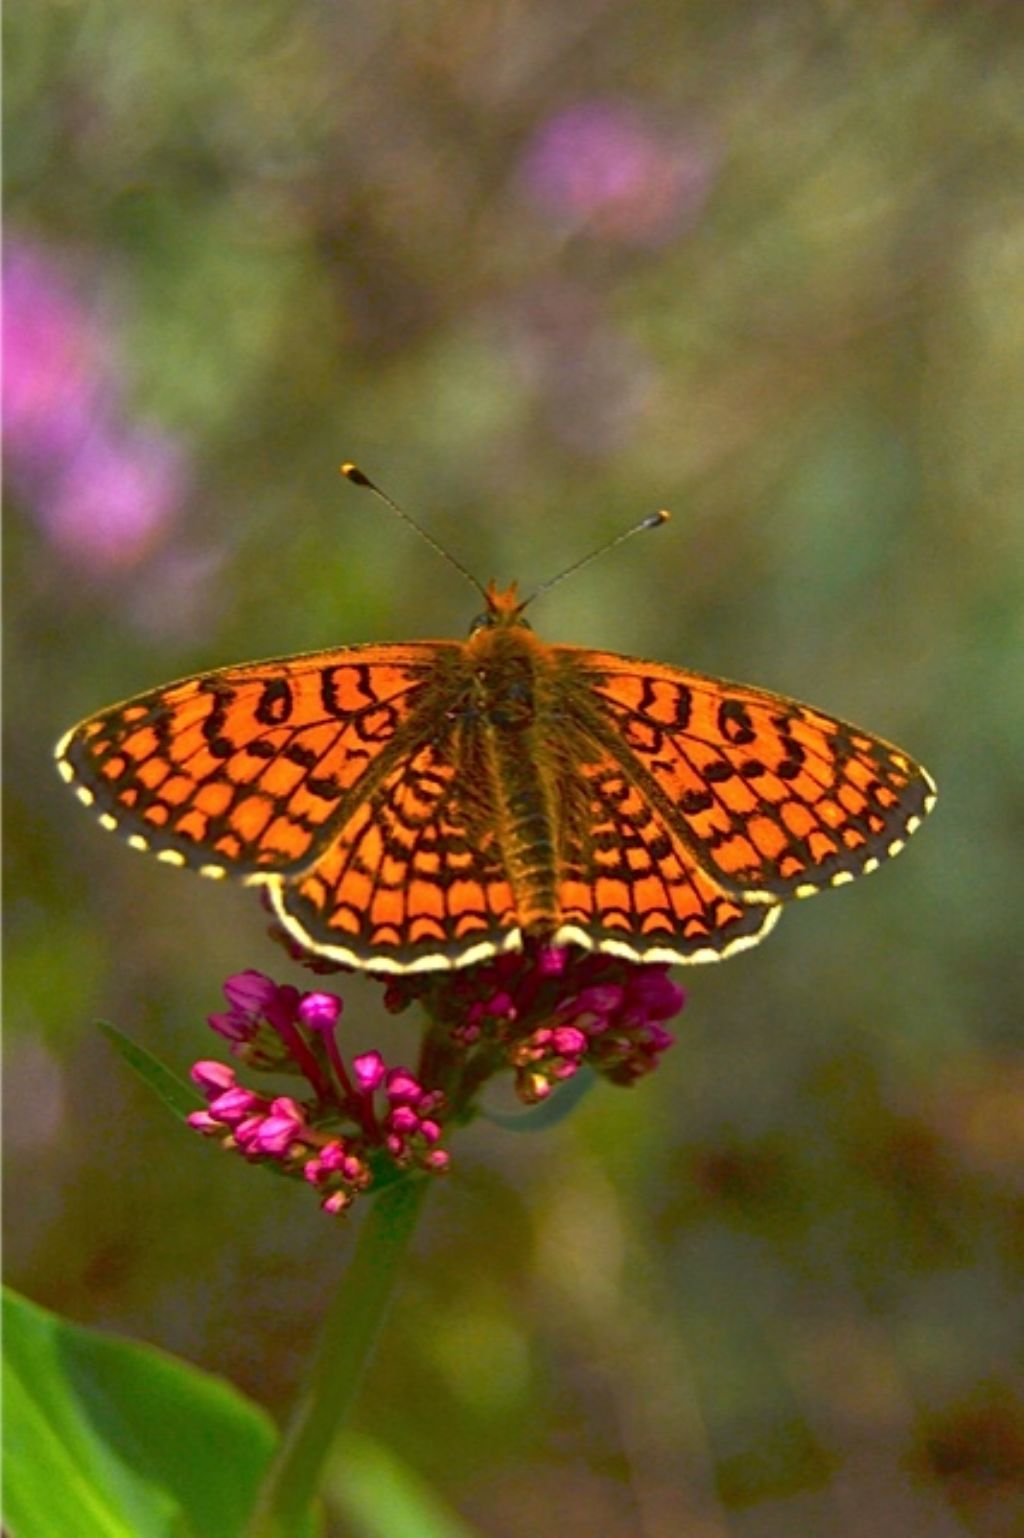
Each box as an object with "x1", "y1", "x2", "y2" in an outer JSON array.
[{"x1": 55, "y1": 475, "x2": 936, "y2": 976}]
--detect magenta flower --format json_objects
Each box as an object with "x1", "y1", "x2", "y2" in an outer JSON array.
[
  {"x1": 191, "y1": 945, "x2": 684, "y2": 1215},
  {"x1": 352, "y1": 1052, "x2": 386, "y2": 1094},
  {"x1": 387, "y1": 941, "x2": 684, "y2": 1103},
  {"x1": 189, "y1": 971, "x2": 452, "y2": 1216},
  {"x1": 207, "y1": 972, "x2": 301, "y2": 1072},
  {"x1": 297, "y1": 991, "x2": 344, "y2": 1032},
  {"x1": 520, "y1": 101, "x2": 716, "y2": 246}
]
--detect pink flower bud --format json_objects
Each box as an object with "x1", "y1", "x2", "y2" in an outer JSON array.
[
  {"x1": 252, "y1": 1109, "x2": 304, "y2": 1156},
  {"x1": 191, "y1": 1060, "x2": 236, "y2": 1094},
  {"x1": 233, "y1": 1114, "x2": 267, "y2": 1149},
  {"x1": 552, "y1": 1025, "x2": 588, "y2": 1057},
  {"x1": 186, "y1": 1110, "x2": 222, "y2": 1135},
  {"x1": 223, "y1": 970, "x2": 279, "y2": 1013},
  {"x1": 352, "y1": 1051, "x2": 386, "y2": 1094},
  {"x1": 206, "y1": 1010, "x2": 254, "y2": 1043},
  {"x1": 297, "y1": 991, "x2": 343, "y2": 1031},
  {"x1": 316, "y1": 1141, "x2": 347, "y2": 1173},
  {"x1": 385, "y1": 1069, "x2": 423, "y2": 1105},
  {"x1": 208, "y1": 1086, "x2": 264, "y2": 1125}
]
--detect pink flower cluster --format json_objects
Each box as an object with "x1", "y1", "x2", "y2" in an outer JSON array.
[
  {"x1": 385, "y1": 943, "x2": 684, "y2": 1104},
  {"x1": 192, "y1": 945, "x2": 685, "y2": 1213},
  {"x1": 189, "y1": 972, "x2": 449, "y2": 1216}
]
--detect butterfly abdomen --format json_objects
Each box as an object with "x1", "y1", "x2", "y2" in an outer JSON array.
[{"x1": 467, "y1": 627, "x2": 562, "y2": 936}]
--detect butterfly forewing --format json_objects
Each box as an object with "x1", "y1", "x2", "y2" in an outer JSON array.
[
  {"x1": 566, "y1": 651, "x2": 936, "y2": 903},
  {"x1": 56, "y1": 646, "x2": 454, "y2": 878}
]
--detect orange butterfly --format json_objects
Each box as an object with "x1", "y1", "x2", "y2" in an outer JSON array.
[{"x1": 56, "y1": 469, "x2": 936, "y2": 976}]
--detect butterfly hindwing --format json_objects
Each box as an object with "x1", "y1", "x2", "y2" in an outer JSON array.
[
  {"x1": 549, "y1": 740, "x2": 781, "y2": 964},
  {"x1": 268, "y1": 737, "x2": 521, "y2": 973}
]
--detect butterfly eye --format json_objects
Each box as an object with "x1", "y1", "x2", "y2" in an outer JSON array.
[{"x1": 468, "y1": 611, "x2": 534, "y2": 636}]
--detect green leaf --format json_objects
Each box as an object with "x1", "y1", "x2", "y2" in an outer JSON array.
[
  {"x1": 97, "y1": 1021, "x2": 203, "y2": 1121},
  {"x1": 2, "y1": 1288, "x2": 319, "y2": 1538}
]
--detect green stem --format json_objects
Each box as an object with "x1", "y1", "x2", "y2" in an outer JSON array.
[{"x1": 242, "y1": 1175, "x2": 431, "y2": 1538}]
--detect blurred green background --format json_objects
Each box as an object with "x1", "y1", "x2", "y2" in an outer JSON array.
[{"x1": 5, "y1": 2, "x2": 1023, "y2": 1534}]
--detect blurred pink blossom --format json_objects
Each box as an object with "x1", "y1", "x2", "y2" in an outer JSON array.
[
  {"x1": 3, "y1": 236, "x2": 188, "y2": 574},
  {"x1": 2, "y1": 243, "x2": 105, "y2": 464},
  {"x1": 521, "y1": 101, "x2": 716, "y2": 246},
  {"x1": 41, "y1": 426, "x2": 187, "y2": 571}
]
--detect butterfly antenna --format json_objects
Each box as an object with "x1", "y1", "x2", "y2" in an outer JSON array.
[
  {"x1": 341, "y1": 463, "x2": 488, "y2": 601},
  {"x1": 523, "y1": 508, "x2": 671, "y2": 608}
]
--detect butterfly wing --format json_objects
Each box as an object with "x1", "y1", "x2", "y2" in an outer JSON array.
[
  {"x1": 559, "y1": 649, "x2": 936, "y2": 916},
  {"x1": 267, "y1": 736, "x2": 521, "y2": 973},
  {"x1": 58, "y1": 641, "x2": 526, "y2": 973},
  {"x1": 549, "y1": 738, "x2": 782, "y2": 964},
  {"x1": 55, "y1": 644, "x2": 459, "y2": 879}
]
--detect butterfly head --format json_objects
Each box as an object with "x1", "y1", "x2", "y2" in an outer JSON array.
[{"x1": 468, "y1": 580, "x2": 533, "y2": 635}]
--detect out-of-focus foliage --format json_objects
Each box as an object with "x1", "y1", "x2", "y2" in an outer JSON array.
[{"x1": 5, "y1": 2, "x2": 1023, "y2": 1534}]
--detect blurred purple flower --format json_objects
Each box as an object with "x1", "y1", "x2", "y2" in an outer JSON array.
[
  {"x1": 3, "y1": 236, "x2": 188, "y2": 574},
  {"x1": 41, "y1": 425, "x2": 187, "y2": 572},
  {"x1": 521, "y1": 101, "x2": 716, "y2": 246},
  {"x1": 2, "y1": 242, "x2": 104, "y2": 464}
]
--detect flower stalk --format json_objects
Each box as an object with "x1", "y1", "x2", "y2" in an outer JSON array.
[{"x1": 242, "y1": 1174, "x2": 430, "y2": 1538}]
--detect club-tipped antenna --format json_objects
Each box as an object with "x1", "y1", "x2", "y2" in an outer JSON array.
[
  {"x1": 340, "y1": 463, "x2": 488, "y2": 601},
  {"x1": 523, "y1": 508, "x2": 671, "y2": 608}
]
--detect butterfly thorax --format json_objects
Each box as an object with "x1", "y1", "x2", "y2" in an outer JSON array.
[{"x1": 460, "y1": 612, "x2": 564, "y2": 936}]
